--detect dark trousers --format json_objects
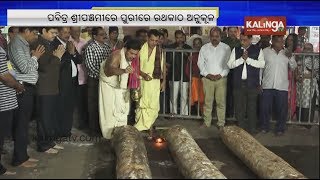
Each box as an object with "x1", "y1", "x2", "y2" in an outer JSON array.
[
  {"x1": 261, "y1": 89, "x2": 288, "y2": 133},
  {"x1": 57, "y1": 77, "x2": 77, "y2": 137},
  {"x1": 12, "y1": 85, "x2": 35, "y2": 166},
  {"x1": 226, "y1": 70, "x2": 234, "y2": 117},
  {"x1": 36, "y1": 95, "x2": 58, "y2": 152},
  {"x1": 159, "y1": 86, "x2": 170, "y2": 114},
  {"x1": 0, "y1": 110, "x2": 15, "y2": 175},
  {"x1": 257, "y1": 93, "x2": 263, "y2": 128},
  {"x1": 233, "y1": 82, "x2": 259, "y2": 133},
  {"x1": 74, "y1": 84, "x2": 89, "y2": 130},
  {"x1": 296, "y1": 92, "x2": 317, "y2": 123},
  {"x1": 87, "y1": 76, "x2": 101, "y2": 135}
]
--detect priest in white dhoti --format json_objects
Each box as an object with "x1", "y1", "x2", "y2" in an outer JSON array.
[{"x1": 99, "y1": 39, "x2": 142, "y2": 139}]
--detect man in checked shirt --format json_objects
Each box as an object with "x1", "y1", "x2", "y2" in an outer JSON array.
[{"x1": 84, "y1": 27, "x2": 111, "y2": 136}]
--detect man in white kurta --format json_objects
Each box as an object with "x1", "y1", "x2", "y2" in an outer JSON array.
[{"x1": 99, "y1": 39, "x2": 141, "y2": 139}]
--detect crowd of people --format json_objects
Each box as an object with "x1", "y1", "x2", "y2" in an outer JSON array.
[{"x1": 0, "y1": 26, "x2": 319, "y2": 175}]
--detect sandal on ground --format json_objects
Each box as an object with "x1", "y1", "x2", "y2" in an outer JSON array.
[{"x1": 3, "y1": 171, "x2": 16, "y2": 175}]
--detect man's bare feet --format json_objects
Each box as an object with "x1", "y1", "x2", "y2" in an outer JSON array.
[
  {"x1": 19, "y1": 160, "x2": 37, "y2": 168},
  {"x1": 200, "y1": 123, "x2": 208, "y2": 128},
  {"x1": 28, "y1": 158, "x2": 39, "y2": 162},
  {"x1": 45, "y1": 148, "x2": 58, "y2": 154},
  {"x1": 3, "y1": 171, "x2": 16, "y2": 175},
  {"x1": 53, "y1": 144, "x2": 64, "y2": 150}
]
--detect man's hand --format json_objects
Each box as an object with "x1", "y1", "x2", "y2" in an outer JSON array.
[
  {"x1": 31, "y1": 45, "x2": 45, "y2": 59},
  {"x1": 206, "y1": 74, "x2": 215, "y2": 81},
  {"x1": 143, "y1": 74, "x2": 152, "y2": 81},
  {"x1": 242, "y1": 50, "x2": 248, "y2": 61},
  {"x1": 257, "y1": 85, "x2": 263, "y2": 94},
  {"x1": 296, "y1": 75, "x2": 304, "y2": 83},
  {"x1": 53, "y1": 45, "x2": 66, "y2": 59},
  {"x1": 160, "y1": 81, "x2": 166, "y2": 92},
  {"x1": 67, "y1": 41, "x2": 76, "y2": 55},
  {"x1": 140, "y1": 71, "x2": 152, "y2": 81},
  {"x1": 15, "y1": 83, "x2": 25, "y2": 94},
  {"x1": 285, "y1": 48, "x2": 293, "y2": 58},
  {"x1": 125, "y1": 65, "x2": 133, "y2": 74},
  {"x1": 214, "y1": 74, "x2": 222, "y2": 80}
]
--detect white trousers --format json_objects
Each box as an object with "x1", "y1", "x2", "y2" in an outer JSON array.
[{"x1": 169, "y1": 81, "x2": 189, "y2": 115}]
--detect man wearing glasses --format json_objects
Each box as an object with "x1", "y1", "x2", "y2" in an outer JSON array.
[
  {"x1": 260, "y1": 35, "x2": 297, "y2": 136},
  {"x1": 8, "y1": 27, "x2": 45, "y2": 168},
  {"x1": 31, "y1": 27, "x2": 66, "y2": 154}
]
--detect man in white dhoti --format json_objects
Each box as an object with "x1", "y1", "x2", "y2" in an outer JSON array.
[{"x1": 99, "y1": 39, "x2": 141, "y2": 139}]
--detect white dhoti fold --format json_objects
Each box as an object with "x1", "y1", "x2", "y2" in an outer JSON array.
[{"x1": 99, "y1": 48, "x2": 131, "y2": 139}]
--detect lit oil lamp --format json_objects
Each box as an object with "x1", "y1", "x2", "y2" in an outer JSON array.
[
  {"x1": 153, "y1": 136, "x2": 166, "y2": 149},
  {"x1": 155, "y1": 137, "x2": 164, "y2": 144}
]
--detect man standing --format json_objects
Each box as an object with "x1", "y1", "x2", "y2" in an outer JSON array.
[
  {"x1": 166, "y1": 30, "x2": 192, "y2": 115},
  {"x1": 159, "y1": 28, "x2": 173, "y2": 47},
  {"x1": 297, "y1": 27, "x2": 308, "y2": 51},
  {"x1": 8, "y1": 27, "x2": 19, "y2": 43},
  {"x1": 261, "y1": 35, "x2": 297, "y2": 135},
  {"x1": 158, "y1": 31, "x2": 169, "y2": 114},
  {"x1": 32, "y1": 27, "x2": 65, "y2": 153},
  {"x1": 70, "y1": 27, "x2": 88, "y2": 131},
  {"x1": 227, "y1": 33, "x2": 265, "y2": 134},
  {"x1": 0, "y1": 28, "x2": 7, "y2": 51},
  {"x1": 198, "y1": 27, "x2": 231, "y2": 129},
  {"x1": 52, "y1": 27, "x2": 82, "y2": 137},
  {"x1": 257, "y1": 35, "x2": 271, "y2": 50},
  {"x1": 222, "y1": 27, "x2": 241, "y2": 50},
  {"x1": 107, "y1": 26, "x2": 123, "y2": 51},
  {"x1": 134, "y1": 29, "x2": 165, "y2": 135},
  {"x1": 99, "y1": 39, "x2": 141, "y2": 139},
  {"x1": 84, "y1": 27, "x2": 111, "y2": 136},
  {"x1": 8, "y1": 27, "x2": 44, "y2": 167},
  {"x1": 0, "y1": 44, "x2": 25, "y2": 175},
  {"x1": 222, "y1": 27, "x2": 241, "y2": 119},
  {"x1": 136, "y1": 29, "x2": 148, "y2": 44},
  {"x1": 127, "y1": 29, "x2": 149, "y2": 125}
]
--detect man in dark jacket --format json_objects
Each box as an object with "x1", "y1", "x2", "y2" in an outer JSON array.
[
  {"x1": 227, "y1": 33, "x2": 265, "y2": 134},
  {"x1": 52, "y1": 27, "x2": 82, "y2": 138},
  {"x1": 31, "y1": 27, "x2": 66, "y2": 154}
]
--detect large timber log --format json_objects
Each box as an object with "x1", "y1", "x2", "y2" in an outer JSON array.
[
  {"x1": 163, "y1": 125, "x2": 226, "y2": 179},
  {"x1": 111, "y1": 125, "x2": 152, "y2": 179},
  {"x1": 220, "y1": 125, "x2": 306, "y2": 179}
]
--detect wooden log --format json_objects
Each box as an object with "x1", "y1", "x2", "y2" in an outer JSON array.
[
  {"x1": 111, "y1": 125, "x2": 152, "y2": 179},
  {"x1": 220, "y1": 125, "x2": 307, "y2": 179},
  {"x1": 163, "y1": 125, "x2": 226, "y2": 179}
]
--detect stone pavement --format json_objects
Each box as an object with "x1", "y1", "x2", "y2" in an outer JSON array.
[{"x1": 0, "y1": 118, "x2": 318, "y2": 179}]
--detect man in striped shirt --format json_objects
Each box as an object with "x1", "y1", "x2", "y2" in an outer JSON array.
[
  {"x1": 0, "y1": 45, "x2": 24, "y2": 175},
  {"x1": 84, "y1": 27, "x2": 111, "y2": 136},
  {"x1": 7, "y1": 27, "x2": 45, "y2": 167}
]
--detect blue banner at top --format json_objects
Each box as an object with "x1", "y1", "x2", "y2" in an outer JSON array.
[{"x1": 0, "y1": 1, "x2": 319, "y2": 26}]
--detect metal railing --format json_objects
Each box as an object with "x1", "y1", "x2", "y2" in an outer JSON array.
[
  {"x1": 159, "y1": 49, "x2": 319, "y2": 126},
  {"x1": 289, "y1": 52, "x2": 319, "y2": 125},
  {"x1": 160, "y1": 48, "x2": 203, "y2": 119}
]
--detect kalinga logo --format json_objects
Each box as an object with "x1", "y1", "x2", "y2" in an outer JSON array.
[{"x1": 244, "y1": 16, "x2": 286, "y2": 35}]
